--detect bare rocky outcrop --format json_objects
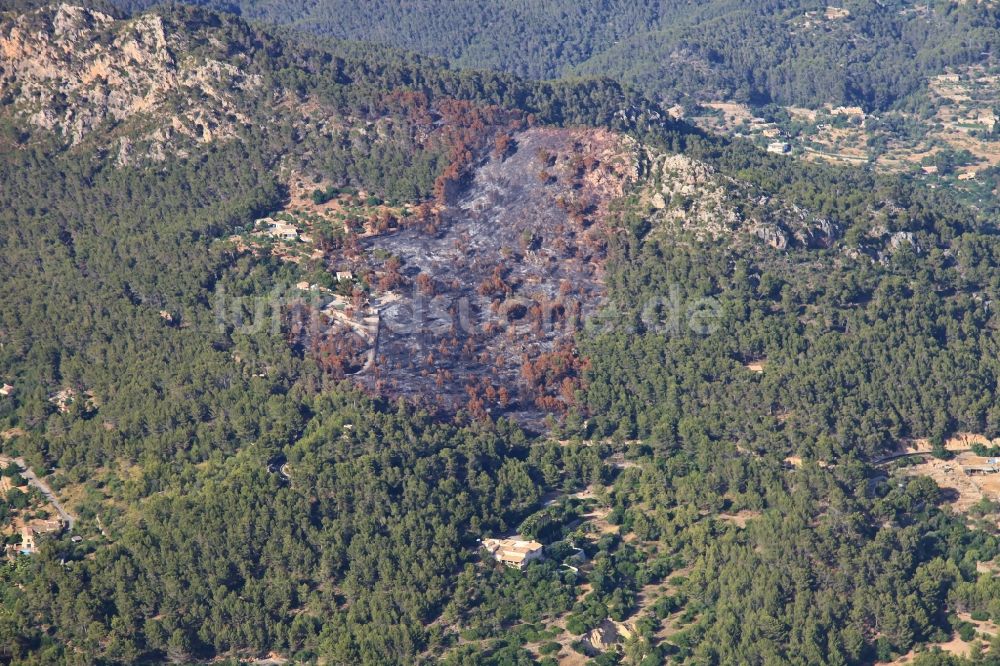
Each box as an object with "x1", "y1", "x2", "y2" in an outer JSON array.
[
  {"x1": 645, "y1": 150, "x2": 839, "y2": 250},
  {"x1": 888, "y1": 230, "x2": 919, "y2": 253},
  {"x1": 649, "y1": 152, "x2": 742, "y2": 237},
  {"x1": 752, "y1": 222, "x2": 789, "y2": 250},
  {"x1": 584, "y1": 619, "x2": 636, "y2": 652},
  {"x1": 0, "y1": 3, "x2": 261, "y2": 161}
]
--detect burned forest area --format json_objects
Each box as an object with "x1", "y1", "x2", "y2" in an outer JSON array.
[
  {"x1": 16, "y1": 3, "x2": 1000, "y2": 664},
  {"x1": 291, "y1": 124, "x2": 638, "y2": 426}
]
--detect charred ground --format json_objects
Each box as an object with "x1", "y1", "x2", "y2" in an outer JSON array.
[{"x1": 354, "y1": 127, "x2": 637, "y2": 423}]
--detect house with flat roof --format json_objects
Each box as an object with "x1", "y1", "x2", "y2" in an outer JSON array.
[
  {"x1": 482, "y1": 538, "x2": 544, "y2": 569},
  {"x1": 957, "y1": 451, "x2": 1000, "y2": 476}
]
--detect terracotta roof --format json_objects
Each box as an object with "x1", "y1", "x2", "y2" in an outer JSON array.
[{"x1": 483, "y1": 538, "x2": 543, "y2": 563}]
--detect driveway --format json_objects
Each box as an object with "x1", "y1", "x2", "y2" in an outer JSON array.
[{"x1": 0, "y1": 455, "x2": 75, "y2": 530}]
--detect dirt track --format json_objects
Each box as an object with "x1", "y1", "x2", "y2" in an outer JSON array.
[{"x1": 0, "y1": 455, "x2": 76, "y2": 529}]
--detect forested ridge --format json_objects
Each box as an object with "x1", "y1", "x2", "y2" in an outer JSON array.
[
  {"x1": 4, "y1": 1, "x2": 1000, "y2": 665},
  {"x1": 101, "y1": 0, "x2": 1000, "y2": 111}
]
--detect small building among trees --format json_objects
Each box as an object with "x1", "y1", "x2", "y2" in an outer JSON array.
[{"x1": 481, "y1": 538, "x2": 544, "y2": 569}]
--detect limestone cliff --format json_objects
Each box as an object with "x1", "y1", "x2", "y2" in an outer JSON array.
[{"x1": 0, "y1": 3, "x2": 262, "y2": 162}]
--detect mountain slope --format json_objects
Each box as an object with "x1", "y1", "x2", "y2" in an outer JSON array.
[
  {"x1": 102, "y1": 0, "x2": 1000, "y2": 111},
  {"x1": 6, "y1": 3, "x2": 1000, "y2": 666}
]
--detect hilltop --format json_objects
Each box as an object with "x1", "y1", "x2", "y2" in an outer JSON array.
[
  {"x1": 94, "y1": 0, "x2": 1000, "y2": 212},
  {"x1": 0, "y1": 2, "x2": 863, "y2": 423}
]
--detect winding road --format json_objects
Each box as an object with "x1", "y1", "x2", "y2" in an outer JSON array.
[
  {"x1": 0, "y1": 455, "x2": 76, "y2": 530},
  {"x1": 870, "y1": 448, "x2": 972, "y2": 466}
]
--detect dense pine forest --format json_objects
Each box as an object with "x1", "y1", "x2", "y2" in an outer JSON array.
[
  {"x1": 4, "y1": 1, "x2": 1000, "y2": 665},
  {"x1": 103, "y1": 0, "x2": 1000, "y2": 111}
]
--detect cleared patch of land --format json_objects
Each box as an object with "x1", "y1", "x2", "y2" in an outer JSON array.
[
  {"x1": 686, "y1": 64, "x2": 1000, "y2": 205},
  {"x1": 898, "y1": 456, "x2": 986, "y2": 513},
  {"x1": 241, "y1": 126, "x2": 637, "y2": 423}
]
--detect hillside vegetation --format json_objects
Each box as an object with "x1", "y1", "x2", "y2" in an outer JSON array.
[
  {"x1": 102, "y1": 0, "x2": 1000, "y2": 111},
  {"x1": 6, "y1": 3, "x2": 1000, "y2": 666}
]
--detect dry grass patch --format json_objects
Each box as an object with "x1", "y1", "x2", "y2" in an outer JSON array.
[
  {"x1": 718, "y1": 510, "x2": 762, "y2": 528},
  {"x1": 891, "y1": 636, "x2": 987, "y2": 663},
  {"x1": 1, "y1": 428, "x2": 25, "y2": 441},
  {"x1": 900, "y1": 457, "x2": 985, "y2": 513}
]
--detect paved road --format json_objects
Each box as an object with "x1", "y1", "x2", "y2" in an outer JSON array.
[
  {"x1": 871, "y1": 448, "x2": 972, "y2": 466},
  {"x1": 0, "y1": 455, "x2": 76, "y2": 530}
]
